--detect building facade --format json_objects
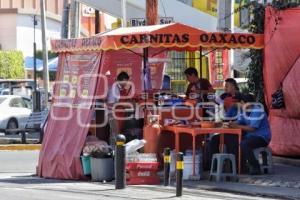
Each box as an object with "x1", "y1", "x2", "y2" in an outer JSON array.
[{"x1": 0, "y1": 0, "x2": 63, "y2": 57}]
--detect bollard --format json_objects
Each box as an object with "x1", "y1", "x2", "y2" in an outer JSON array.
[
  {"x1": 21, "y1": 131, "x2": 26, "y2": 144},
  {"x1": 176, "y1": 152, "x2": 184, "y2": 197},
  {"x1": 164, "y1": 148, "x2": 171, "y2": 186},
  {"x1": 115, "y1": 134, "x2": 126, "y2": 189}
]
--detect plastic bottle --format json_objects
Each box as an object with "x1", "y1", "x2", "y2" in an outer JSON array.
[{"x1": 125, "y1": 139, "x2": 146, "y2": 154}]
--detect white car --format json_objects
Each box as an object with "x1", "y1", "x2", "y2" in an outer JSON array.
[{"x1": 0, "y1": 95, "x2": 32, "y2": 135}]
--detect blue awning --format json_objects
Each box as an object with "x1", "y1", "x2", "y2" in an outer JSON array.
[{"x1": 24, "y1": 56, "x2": 57, "y2": 71}]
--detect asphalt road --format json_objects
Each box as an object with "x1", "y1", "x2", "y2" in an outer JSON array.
[
  {"x1": 0, "y1": 151, "x2": 278, "y2": 200},
  {"x1": 0, "y1": 150, "x2": 39, "y2": 173}
]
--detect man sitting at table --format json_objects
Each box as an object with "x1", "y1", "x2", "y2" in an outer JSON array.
[
  {"x1": 184, "y1": 67, "x2": 214, "y2": 102},
  {"x1": 228, "y1": 93, "x2": 271, "y2": 175},
  {"x1": 209, "y1": 78, "x2": 241, "y2": 165}
]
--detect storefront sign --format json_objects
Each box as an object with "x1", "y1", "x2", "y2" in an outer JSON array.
[
  {"x1": 209, "y1": 49, "x2": 229, "y2": 89},
  {"x1": 130, "y1": 17, "x2": 174, "y2": 27},
  {"x1": 200, "y1": 33, "x2": 256, "y2": 45},
  {"x1": 120, "y1": 34, "x2": 189, "y2": 44},
  {"x1": 52, "y1": 37, "x2": 102, "y2": 52}
]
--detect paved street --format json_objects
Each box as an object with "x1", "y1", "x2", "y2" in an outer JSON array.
[
  {"x1": 0, "y1": 150, "x2": 283, "y2": 200},
  {"x1": 0, "y1": 150, "x2": 39, "y2": 173},
  {"x1": 0, "y1": 174, "x2": 279, "y2": 200}
]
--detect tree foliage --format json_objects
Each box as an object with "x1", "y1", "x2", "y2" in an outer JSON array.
[
  {"x1": 36, "y1": 50, "x2": 58, "y2": 60},
  {"x1": 247, "y1": 2, "x2": 265, "y2": 104},
  {"x1": 0, "y1": 51, "x2": 25, "y2": 79}
]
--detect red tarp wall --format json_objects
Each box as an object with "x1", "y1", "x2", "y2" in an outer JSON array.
[
  {"x1": 96, "y1": 48, "x2": 166, "y2": 97},
  {"x1": 264, "y1": 6, "x2": 300, "y2": 156},
  {"x1": 38, "y1": 49, "x2": 166, "y2": 179},
  {"x1": 38, "y1": 52, "x2": 102, "y2": 179}
]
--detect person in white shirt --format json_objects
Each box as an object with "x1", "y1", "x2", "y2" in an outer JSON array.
[
  {"x1": 107, "y1": 71, "x2": 133, "y2": 146},
  {"x1": 107, "y1": 72, "x2": 133, "y2": 105}
]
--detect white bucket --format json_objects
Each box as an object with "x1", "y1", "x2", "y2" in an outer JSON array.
[
  {"x1": 170, "y1": 150, "x2": 203, "y2": 180},
  {"x1": 183, "y1": 155, "x2": 200, "y2": 180}
]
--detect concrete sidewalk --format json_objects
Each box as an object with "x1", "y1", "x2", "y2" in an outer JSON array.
[{"x1": 184, "y1": 162, "x2": 300, "y2": 200}]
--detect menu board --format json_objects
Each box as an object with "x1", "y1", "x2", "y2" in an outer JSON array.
[
  {"x1": 209, "y1": 49, "x2": 229, "y2": 89},
  {"x1": 54, "y1": 52, "x2": 102, "y2": 109},
  {"x1": 98, "y1": 49, "x2": 143, "y2": 96}
]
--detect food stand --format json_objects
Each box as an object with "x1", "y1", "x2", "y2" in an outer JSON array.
[{"x1": 38, "y1": 23, "x2": 264, "y2": 180}]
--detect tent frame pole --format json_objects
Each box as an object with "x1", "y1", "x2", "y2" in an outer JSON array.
[
  {"x1": 199, "y1": 46, "x2": 203, "y2": 78},
  {"x1": 143, "y1": 47, "x2": 149, "y2": 91},
  {"x1": 143, "y1": 47, "x2": 149, "y2": 112}
]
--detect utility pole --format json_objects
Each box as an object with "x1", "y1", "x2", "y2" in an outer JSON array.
[
  {"x1": 70, "y1": 0, "x2": 80, "y2": 38},
  {"x1": 33, "y1": 15, "x2": 38, "y2": 92},
  {"x1": 40, "y1": 0, "x2": 49, "y2": 107},
  {"x1": 146, "y1": 0, "x2": 158, "y2": 25},
  {"x1": 121, "y1": 0, "x2": 127, "y2": 27},
  {"x1": 217, "y1": 0, "x2": 234, "y2": 77},
  {"x1": 95, "y1": 9, "x2": 100, "y2": 34},
  {"x1": 61, "y1": 0, "x2": 70, "y2": 38},
  {"x1": 32, "y1": 15, "x2": 41, "y2": 112}
]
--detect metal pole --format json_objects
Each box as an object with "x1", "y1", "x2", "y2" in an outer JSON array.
[
  {"x1": 61, "y1": 0, "x2": 69, "y2": 38},
  {"x1": 176, "y1": 152, "x2": 184, "y2": 197},
  {"x1": 199, "y1": 46, "x2": 203, "y2": 79},
  {"x1": 121, "y1": 0, "x2": 127, "y2": 27},
  {"x1": 164, "y1": 148, "x2": 171, "y2": 186},
  {"x1": 40, "y1": 0, "x2": 49, "y2": 107},
  {"x1": 95, "y1": 10, "x2": 100, "y2": 34},
  {"x1": 143, "y1": 48, "x2": 149, "y2": 91},
  {"x1": 115, "y1": 134, "x2": 126, "y2": 189},
  {"x1": 33, "y1": 15, "x2": 37, "y2": 92},
  {"x1": 70, "y1": 1, "x2": 80, "y2": 38}
]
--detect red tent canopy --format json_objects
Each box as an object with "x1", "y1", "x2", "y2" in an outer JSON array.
[
  {"x1": 39, "y1": 23, "x2": 265, "y2": 180},
  {"x1": 51, "y1": 23, "x2": 264, "y2": 52}
]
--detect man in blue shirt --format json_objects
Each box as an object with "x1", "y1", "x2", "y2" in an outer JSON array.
[
  {"x1": 208, "y1": 79, "x2": 241, "y2": 170},
  {"x1": 229, "y1": 93, "x2": 271, "y2": 175}
]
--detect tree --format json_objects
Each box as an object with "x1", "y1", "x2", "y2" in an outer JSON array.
[{"x1": 0, "y1": 51, "x2": 25, "y2": 79}]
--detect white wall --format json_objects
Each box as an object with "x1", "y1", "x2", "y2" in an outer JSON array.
[
  {"x1": 16, "y1": 14, "x2": 61, "y2": 57},
  {"x1": 0, "y1": 13, "x2": 17, "y2": 51},
  {"x1": 76, "y1": 0, "x2": 218, "y2": 31}
]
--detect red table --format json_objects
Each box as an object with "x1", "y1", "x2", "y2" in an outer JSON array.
[{"x1": 162, "y1": 126, "x2": 242, "y2": 175}]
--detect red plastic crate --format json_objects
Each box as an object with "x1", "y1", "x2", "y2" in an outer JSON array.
[
  {"x1": 127, "y1": 176, "x2": 160, "y2": 185},
  {"x1": 128, "y1": 169, "x2": 158, "y2": 178},
  {"x1": 126, "y1": 162, "x2": 159, "y2": 170}
]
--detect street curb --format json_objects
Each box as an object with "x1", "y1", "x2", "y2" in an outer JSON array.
[
  {"x1": 0, "y1": 144, "x2": 41, "y2": 151},
  {"x1": 273, "y1": 156, "x2": 300, "y2": 168}
]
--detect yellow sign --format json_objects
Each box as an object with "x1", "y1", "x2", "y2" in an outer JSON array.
[
  {"x1": 192, "y1": 0, "x2": 241, "y2": 27},
  {"x1": 82, "y1": 89, "x2": 89, "y2": 98},
  {"x1": 70, "y1": 89, "x2": 76, "y2": 98},
  {"x1": 72, "y1": 76, "x2": 78, "y2": 84},
  {"x1": 63, "y1": 75, "x2": 69, "y2": 82},
  {"x1": 60, "y1": 89, "x2": 67, "y2": 97}
]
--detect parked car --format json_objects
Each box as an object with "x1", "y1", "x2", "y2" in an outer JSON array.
[
  {"x1": 0, "y1": 88, "x2": 10, "y2": 95},
  {"x1": 0, "y1": 95, "x2": 32, "y2": 135}
]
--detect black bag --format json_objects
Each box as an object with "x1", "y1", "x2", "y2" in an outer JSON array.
[
  {"x1": 271, "y1": 85, "x2": 285, "y2": 109},
  {"x1": 271, "y1": 54, "x2": 300, "y2": 109}
]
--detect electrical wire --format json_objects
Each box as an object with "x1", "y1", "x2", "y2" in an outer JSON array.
[{"x1": 160, "y1": 0, "x2": 167, "y2": 18}]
